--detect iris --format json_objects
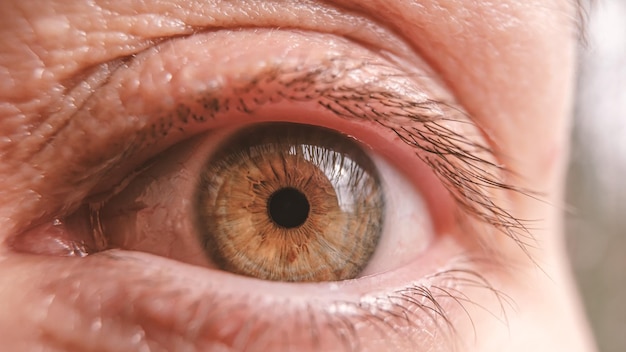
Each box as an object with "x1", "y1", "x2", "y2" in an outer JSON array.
[{"x1": 196, "y1": 123, "x2": 385, "y2": 282}]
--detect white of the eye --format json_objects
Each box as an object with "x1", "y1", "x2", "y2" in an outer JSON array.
[{"x1": 358, "y1": 154, "x2": 434, "y2": 276}]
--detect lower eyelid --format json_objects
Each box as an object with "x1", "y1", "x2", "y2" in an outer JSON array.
[{"x1": 16, "y1": 247, "x2": 487, "y2": 352}]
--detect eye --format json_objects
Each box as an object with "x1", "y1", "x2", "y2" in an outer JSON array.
[
  {"x1": 9, "y1": 29, "x2": 523, "y2": 350},
  {"x1": 87, "y1": 122, "x2": 433, "y2": 282}
]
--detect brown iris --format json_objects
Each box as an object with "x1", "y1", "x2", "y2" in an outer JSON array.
[{"x1": 196, "y1": 123, "x2": 384, "y2": 282}]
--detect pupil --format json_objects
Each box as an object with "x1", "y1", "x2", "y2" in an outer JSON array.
[{"x1": 268, "y1": 187, "x2": 310, "y2": 228}]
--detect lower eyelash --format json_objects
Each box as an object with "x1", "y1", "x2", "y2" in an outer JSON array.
[
  {"x1": 37, "y1": 253, "x2": 510, "y2": 352},
  {"x1": 234, "y1": 263, "x2": 511, "y2": 352},
  {"x1": 317, "y1": 263, "x2": 512, "y2": 352}
]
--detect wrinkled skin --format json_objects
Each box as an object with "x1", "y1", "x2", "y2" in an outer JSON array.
[{"x1": 0, "y1": 1, "x2": 597, "y2": 351}]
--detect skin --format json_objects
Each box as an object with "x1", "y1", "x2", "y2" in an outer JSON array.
[{"x1": 0, "y1": 0, "x2": 597, "y2": 351}]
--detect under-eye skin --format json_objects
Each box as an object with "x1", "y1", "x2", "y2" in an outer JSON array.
[{"x1": 196, "y1": 123, "x2": 384, "y2": 282}]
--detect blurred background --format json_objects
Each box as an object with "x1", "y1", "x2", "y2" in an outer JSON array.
[{"x1": 566, "y1": 0, "x2": 626, "y2": 351}]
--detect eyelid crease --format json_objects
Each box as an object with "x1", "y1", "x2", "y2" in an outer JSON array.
[{"x1": 1, "y1": 0, "x2": 420, "y2": 155}]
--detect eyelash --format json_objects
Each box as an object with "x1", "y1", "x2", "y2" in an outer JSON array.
[{"x1": 130, "y1": 56, "x2": 532, "y2": 251}]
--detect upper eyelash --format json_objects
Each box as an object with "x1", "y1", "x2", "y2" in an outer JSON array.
[{"x1": 130, "y1": 56, "x2": 534, "y2": 253}]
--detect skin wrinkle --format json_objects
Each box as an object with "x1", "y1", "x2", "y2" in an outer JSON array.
[
  {"x1": 0, "y1": 0, "x2": 417, "y2": 132},
  {"x1": 0, "y1": 0, "x2": 560, "y2": 245},
  {"x1": 0, "y1": 0, "x2": 437, "y2": 237},
  {"x1": 0, "y1": 0, "x2": 576, "y2": 197}
]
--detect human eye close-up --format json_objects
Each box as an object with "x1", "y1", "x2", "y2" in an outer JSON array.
[{"x1": 0, "y1": 0, "x2": 601, "y2": 351}]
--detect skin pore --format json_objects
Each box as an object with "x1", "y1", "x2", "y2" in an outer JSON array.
[{"x1": 0, "y1": 0, "x2": 596, "y2": 351}]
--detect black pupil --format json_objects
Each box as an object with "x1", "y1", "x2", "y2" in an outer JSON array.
[{"x1": 268, "y1": 187, "x2": 310, "y2": 228}]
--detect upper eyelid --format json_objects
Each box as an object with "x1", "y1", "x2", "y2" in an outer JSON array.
[{"x1": 19, "y1": 34, "x2": 529, "y2": 256}]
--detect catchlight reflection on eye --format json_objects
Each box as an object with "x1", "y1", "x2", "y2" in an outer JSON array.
[{"x1": 196, "y1": 123, "x2": 384, "y2": 282}]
